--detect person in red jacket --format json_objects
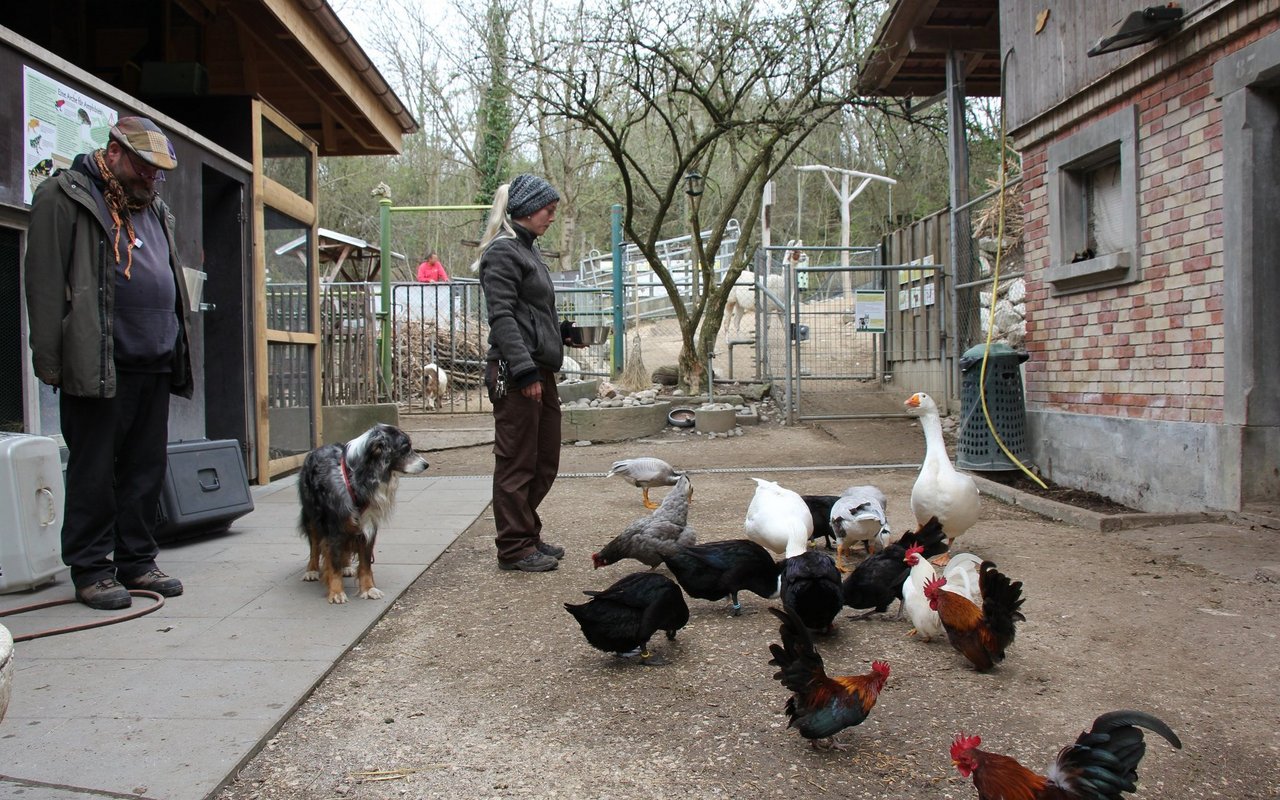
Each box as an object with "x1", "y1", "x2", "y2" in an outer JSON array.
[{"x1": 416, "y1": 251, "x2": 449, "y2": 283}]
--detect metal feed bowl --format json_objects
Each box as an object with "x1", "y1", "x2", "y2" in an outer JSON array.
[{"x1": 572, "y1": 325, "x2": 611, "y2": 346}]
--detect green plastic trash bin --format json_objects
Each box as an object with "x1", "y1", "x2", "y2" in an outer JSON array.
[{"x1": 957, "y1": 343, "x2": 1031, "y2": 471}]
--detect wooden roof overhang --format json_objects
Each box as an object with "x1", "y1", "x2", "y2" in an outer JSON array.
[
  {"x1": 857, "y1": 0, "x2": 1002, "y2": 99},
  {"x1": 208, "y1": 0, "x2": 417, "y2": 154}
]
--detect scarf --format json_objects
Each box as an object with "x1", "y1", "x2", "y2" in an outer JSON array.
[{"x1": 92, "y1": 149, "x2": 151, "y2": 280}]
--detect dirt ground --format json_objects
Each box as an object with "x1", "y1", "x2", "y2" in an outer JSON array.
[{"x1": 216, "y1": 413, "x2": 1280, "y2": 800}]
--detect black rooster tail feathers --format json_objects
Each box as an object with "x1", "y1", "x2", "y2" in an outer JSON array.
[
  {"x1": 979, "y1": 561, "x2": 1026, "y2": 645},
  {"x1": 1090, "y1": 710, "x2": 1183, "y2": 750},
  {"x1": 1056, "y1": 709, "x2": 1183, "y2": 796},
  {"x1": 767, "y1": 606, "x2": 826, "y2": 691}
]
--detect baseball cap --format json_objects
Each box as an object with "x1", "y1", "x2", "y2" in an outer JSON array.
[{"x1": 110, "y1": 116, "x2": 177, "y2": 170}]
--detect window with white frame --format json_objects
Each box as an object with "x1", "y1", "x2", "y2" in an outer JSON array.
[{"x1": 1046, "y1": 105, "x2": 1140, "y2": 294}]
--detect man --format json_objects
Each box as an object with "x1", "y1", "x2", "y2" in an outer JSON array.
[
  {"x1": 416, "y1": 251, "x2": 449, "y2": 283},
  {"x1": 25, "y1": 116, "x2": 196, "y2": 610}
]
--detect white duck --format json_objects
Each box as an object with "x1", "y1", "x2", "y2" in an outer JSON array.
[
  {"x1": 901, "y1": 545, "x2": 983, "y2": 642},
  {"x1": 744, "y1": 478, "x2": 812, "y2": 558},
  {"x1": 828, "y1": 485, "x2": 891, "y2": 563},
  {"x1": 904, "y1": 392, "x2": 980, "y2": 546}
]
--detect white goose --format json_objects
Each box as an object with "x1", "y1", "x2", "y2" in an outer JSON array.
[{"x1": 904, "y1": 392, "x2": 980, "y2": 547}]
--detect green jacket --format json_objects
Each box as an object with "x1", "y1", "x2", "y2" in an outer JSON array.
[{"x1": 24, "y1": 162, "x2": 195, "y2": 399}]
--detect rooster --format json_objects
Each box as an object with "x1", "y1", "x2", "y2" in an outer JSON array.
[
  {"x1": 901, "y1": 544, "x2": 983, "y2": 642},
  {"x1": 841, "y1": 517, "x2": 948, "y2": 620},
  {"x1": 766, "y1": 606, "x2": 889, "y2": 750},
  {"x1": 924, "y1": 559, "x2": 1025, "y2": 671},
  {"x1": 592, "y1": 474, "x2": 695, "y2": 569},
  {"x1": 564, "y1": 572, "x2": 689, "y2": 665},
  {"x1": 659, "y1": 538, "x2": 779, "y2": 616},
  {"x1": 951, "y1": 709, "x2": 1182, "y2": 799},
  {"x1": 779, "y1": 550, "x2": 843, "y2": 634}
]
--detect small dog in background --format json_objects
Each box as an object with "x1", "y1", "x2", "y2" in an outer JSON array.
[
  {"x1": 298, "y1": 423, "x2": 428, "y2": 603},
  {"x1": 423, "y1": 362, "x2": 449, "y2": 410}
]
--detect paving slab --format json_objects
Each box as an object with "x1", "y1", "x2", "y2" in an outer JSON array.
[{"x1": 0, "y1": 474, "x2": 490, "y2": 800}]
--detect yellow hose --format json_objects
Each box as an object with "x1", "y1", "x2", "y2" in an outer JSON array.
[{"x1": 976, "y1": 49, "x2": 1046, "y2": 489}]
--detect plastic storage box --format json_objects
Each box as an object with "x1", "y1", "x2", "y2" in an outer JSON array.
[
  {"x1": 155, "y1": 439, "x2": 254, "y2": 542},
  {"x1": 0, "y1": 433, "x2": 66, "y2": 593}
]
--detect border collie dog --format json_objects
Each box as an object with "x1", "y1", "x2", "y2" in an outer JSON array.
[{"x1": 298, "y1": 423, "x2": 429, "y2": 603}]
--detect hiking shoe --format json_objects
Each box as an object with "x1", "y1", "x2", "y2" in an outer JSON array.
[
  {"x1": 498, "y1": 551, "x2": 559, "y2": 572},
  {"x1": 76, "y1": 579, "x2": 132, "y2": 610},
  {"x1": 121, "y1": 569, "x2": 184, "y2": 597},
  {"x1": 537, "y1": 541, "x2": 566, "y2": 560}
]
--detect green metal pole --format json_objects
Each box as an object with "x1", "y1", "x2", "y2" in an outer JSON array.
[
  {"x1": 378, "y1": 197, "x2": 392, "y2": 399},
  {"x1": 611, "y1": 203, "x2": 624, "y2": 373}
]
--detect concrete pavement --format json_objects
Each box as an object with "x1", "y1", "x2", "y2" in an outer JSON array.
[{"x1": 0, "y1": 472, "x2": 491, "y2": 800}]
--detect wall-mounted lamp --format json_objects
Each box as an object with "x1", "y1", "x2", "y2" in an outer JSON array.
[{"x1": 1088, "y1": 4, "x2": 1184, "y2": 57}]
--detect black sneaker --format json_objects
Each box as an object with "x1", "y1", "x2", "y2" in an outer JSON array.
[
  {"x1": 498, "y1": 551, "x2": 559, "y2": 572},
  {"x1": 537, "y1": 541, "x2": 566, "y2": 560},
  {"x1": 121, "y1": 569, "x2": 184, "y2": 597},
  {"x1": 76, "y1": 579, "x2": 132, "y2": 610}
]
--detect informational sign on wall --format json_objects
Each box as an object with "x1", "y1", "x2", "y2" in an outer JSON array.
[
  {"x1": 854, "y1": 290, "x2": 886, "y2": 333},
  {"x1": 23, "y1": 66, "x2": 118, "y2": 205}
]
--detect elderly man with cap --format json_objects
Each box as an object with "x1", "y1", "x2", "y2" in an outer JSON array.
[
  {"x1": 25, "y1": 115, "x2": 196, "y2": 609},
  {"x1": 474, "y1": 174, "x2": 580, "y2": 572}
]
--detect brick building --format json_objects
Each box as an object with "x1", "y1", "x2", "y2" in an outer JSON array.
[{"x1": 1005, "y1": 1, "x2": 1279, "y2": 512}]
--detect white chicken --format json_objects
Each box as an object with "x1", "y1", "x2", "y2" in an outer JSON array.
[
  {"x1": 904, "y1": 392, "x2": 980, "y2": 546},
  {"x1": 901, "y1": 544, "x2": 983, "y2": 642},
  {"x1": 744, "y1": 478, "x2": 812, "y2": 558},
  {"x1": 828, "y1": 485, "x2": 891, "y2": 565}
]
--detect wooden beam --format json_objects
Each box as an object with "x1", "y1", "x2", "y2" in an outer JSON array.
[
  {"x1": 257, "y1": 0, "x2": 404, "y2": 150},
  {"x1": 907, "y1": 26, "x2": 1000, "y2": 54},
  {"x1": 226, "y1": 5, "x2": 378, "y2": 151}
]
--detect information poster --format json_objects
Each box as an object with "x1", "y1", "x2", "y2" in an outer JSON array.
[
  {"x1": 853, "y1": 290, "x2": 886, "y2": 333},
  {"x1": 23, "y1": 66, "x2": 118, "y2": 205}
]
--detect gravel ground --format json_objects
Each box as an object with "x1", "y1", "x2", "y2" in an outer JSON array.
[{"x1": 216, "y1": 415, "x2": 1280, "y2": 800}]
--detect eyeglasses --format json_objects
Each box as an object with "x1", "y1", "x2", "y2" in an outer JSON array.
[{"x1": 122, "y1": 148, "x2": 165, "y2": 183}]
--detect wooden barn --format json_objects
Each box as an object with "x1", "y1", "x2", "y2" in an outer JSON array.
[{"x1": 1, "y1": 1, "x2": 417, "y2": 483}]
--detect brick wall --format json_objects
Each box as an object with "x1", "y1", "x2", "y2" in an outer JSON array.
[{"x1": 1019, "y1": 25, "x2": 1278, "y2": 425}]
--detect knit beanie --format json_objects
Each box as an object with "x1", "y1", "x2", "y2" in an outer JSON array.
[{"x1": 506, "y1": 174, "x2": 560, "y2": 219}]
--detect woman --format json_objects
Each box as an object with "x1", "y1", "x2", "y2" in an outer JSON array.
[{"x1": 477, "y1": 174, "x2": 573, "y2": 572}]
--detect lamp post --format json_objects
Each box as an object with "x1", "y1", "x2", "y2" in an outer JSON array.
[
  {"x1": 684, "y1": 169, "x2": 706, "y2": 395},
  {"x1": 684, "y1": 169, "x2": 704, "y2": 308}
]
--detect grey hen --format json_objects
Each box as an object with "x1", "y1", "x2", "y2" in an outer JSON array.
[{"x1": 592, "y1": 474, "x2": 695, "y2": 568}]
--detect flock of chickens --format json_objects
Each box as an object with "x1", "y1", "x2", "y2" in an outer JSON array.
[{"x1": 564, "y1": 392, "x2": 1182, "y2": 798}]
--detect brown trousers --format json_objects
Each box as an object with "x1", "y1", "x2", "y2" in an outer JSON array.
[{"x1": 491, "y1": 368, "x2": 561, "y2": 562}]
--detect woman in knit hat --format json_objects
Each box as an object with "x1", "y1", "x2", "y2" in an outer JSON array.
[{"x1": 476, "y1": 174, "x2": 577, "y2": 572}]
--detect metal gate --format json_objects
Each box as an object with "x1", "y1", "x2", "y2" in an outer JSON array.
[{"x1": 751, "y1": 244, "x2": 948, "y2": 421}]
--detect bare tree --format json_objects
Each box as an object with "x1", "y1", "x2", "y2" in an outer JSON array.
[{"x1": 515, "y1": 0, "x2": 897, "y2": 389}]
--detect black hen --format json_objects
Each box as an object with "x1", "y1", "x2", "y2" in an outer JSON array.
[
  {"x1": 801, "y1": 494, "x2": 841, "y2": 549},
  {"x1": 564, "y1": 572, "x2": 689, "y2": 664},
  {"x1": 841, "y1": 517, "x2": 947, "y2": 619},
  {"x1": 659, "y1": 538, "x2": 780, "y2": 616},
  {"x1": 780, "y1": 551, "x2": 843, "y2": 634}
]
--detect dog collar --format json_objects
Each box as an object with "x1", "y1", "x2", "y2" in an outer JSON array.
[{"x1": 340, "y1": 453, "x2": 363, "y2": 510}]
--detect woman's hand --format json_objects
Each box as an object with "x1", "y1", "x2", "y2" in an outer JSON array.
[{"x1": 520, "y1": 380, "x2": 543, "y2": 401}]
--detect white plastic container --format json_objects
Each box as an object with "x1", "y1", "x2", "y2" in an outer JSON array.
[{"x1": 0, "y1": 433, "x2": 66, "y2": 593}]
